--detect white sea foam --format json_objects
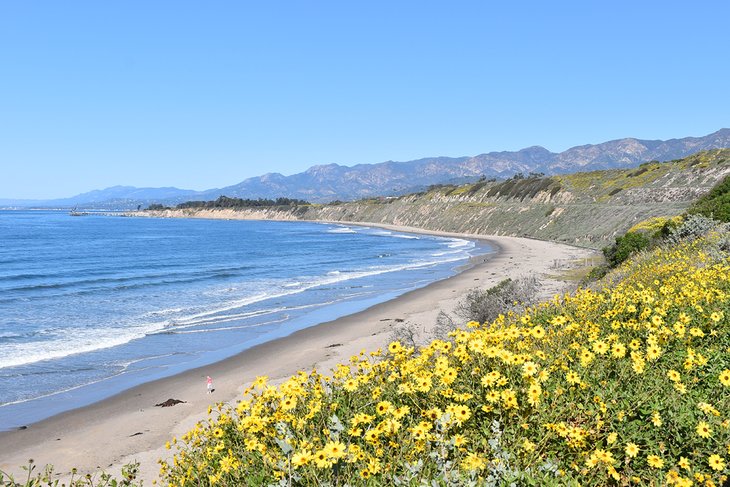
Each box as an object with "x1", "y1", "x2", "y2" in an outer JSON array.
[
  {"x1": 0, "y1": 235, "x2": 476, "y2": 370},
  {"x1": 431, "y1": 250, "x2": 462, "y2": 257},
  {"x1": 168, "y1": 316, "x2": 290, "y2": 334},
  {"x1": 0, "y1": 322, "x2": 164, "y2": 369},
  {"x1": 327, "y1": 226, "x2": 356, "y2": 234},
  {"x1": 446, "y1": 238, "x2": 473, "y2": 249}
]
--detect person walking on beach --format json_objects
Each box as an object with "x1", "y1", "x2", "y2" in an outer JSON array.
[{"x1": 206, "y1": 375, "x2": 213, "y2": 394}]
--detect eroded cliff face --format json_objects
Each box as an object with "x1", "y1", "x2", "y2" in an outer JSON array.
[{"x1": 138, "y1": 150, "x2": 730, "y2": 249}]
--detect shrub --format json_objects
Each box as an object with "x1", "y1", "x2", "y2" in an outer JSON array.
[
  {"x1": 391, "y1": 277, "x2": 541, "y2": 347},
  {"x1": 608, "y1": 187, "x2": 622, "y2": 196},
  {"x1": 0, "y1": 461, "x2": 141, "y2": 487},
  {"x1": 666, "y1": 214, "x2": 719, "y2": 244},
  {"x1": 687, "y1": 174, "x2": 730, "y2": 222},
  {"x1": 602, "y1": 231, "x2": 650, "y2": 268},
  {"x1": 454, "y1": 276, "x2": 540, "y2": 325},
  {"x1": 146, "y1": 203, "x2": 168, "y2": 211}
]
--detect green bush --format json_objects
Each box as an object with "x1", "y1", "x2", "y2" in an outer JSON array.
[
  {"x1": 602, "y1": 231, "x2": 650, "y2": 268},
  {"x1": 687, "y1": 174, "x2": 730, "y2": 222}
]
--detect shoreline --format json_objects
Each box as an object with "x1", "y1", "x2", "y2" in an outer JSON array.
[{"x1": 0, "y1": 225, "x2": 596, "y2": 484}]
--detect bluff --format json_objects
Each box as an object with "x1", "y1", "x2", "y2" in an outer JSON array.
[{"x1": 140, "y1": 149, "x2": 730, "y2": 249}]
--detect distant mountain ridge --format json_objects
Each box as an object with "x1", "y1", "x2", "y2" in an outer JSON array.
[{"x1": 3, "y1": 129, "x2": 729, "y2": 209}]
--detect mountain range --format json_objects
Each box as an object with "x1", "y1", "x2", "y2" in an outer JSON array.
[{"x1": 3, "y1": 128, "x2": 729, "y2": 209}]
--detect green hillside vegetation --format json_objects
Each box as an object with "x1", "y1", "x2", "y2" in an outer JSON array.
[
  {"x1": 304, "y1": 149, "x2": 730, "y2": 249},
  {"x1": 688, "y1": 174, "x2": 730, "y2": 222},
  {"x1": 590, "y1": 166, "x2": 730, "y2": 278},
  {"x1": 140, "y1": 150, "x2": 730, "y2": 250}
]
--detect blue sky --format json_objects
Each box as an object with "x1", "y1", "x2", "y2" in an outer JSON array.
[{"x1": 1, "y1": 1, "x2": 728, "y2": 199}]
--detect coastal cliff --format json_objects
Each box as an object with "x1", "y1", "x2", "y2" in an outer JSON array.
[{"x1": 136, "y1": 149, "x2": 730, "y2": 249}]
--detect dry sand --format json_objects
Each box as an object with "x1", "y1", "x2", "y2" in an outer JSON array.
[{"x1": 0, "y1": 225, "x2": 595, "y2": 484}]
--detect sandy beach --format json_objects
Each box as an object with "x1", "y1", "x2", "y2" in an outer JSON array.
[{"x1": 0, "y1": 225, "x2": 595, "y2": 484}]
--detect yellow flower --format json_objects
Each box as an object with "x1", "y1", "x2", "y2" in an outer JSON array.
[
  {"x1": 452, "y1": 434, "x2": 468, "y2": 448},
  {"x1": 666, "y1": 370, "x2": 681, "y2": 382},
  {"x1": 531, "y1": 325, "x2": 546, "y2": 339},
  {"x1": 313, "y1": 450, "x2": 332, "y2": 468},
  {"x1": 447, "y1": 403, "x2": 472, "y2": 423},
  {"x1": 625, "y1": 443, "x2": 639, "y2": 458},
  {"x1": 388, "y1": 341, "x2": 402, "y2": 354},
  {"x1": 522, "y1": 439, "x2": 535, "y2": 451},
  {"x1": 364, "y1": 429, "x2": 379, "y2": 443},
  {"x1": 719, "y1": 369, "x2": 730, "y2": 387},
  {"x1": 280, "y1": 396, "x2": 297, "y2": 411},
  {"x1": 651, "y1": 411, "x2": 662, "y2": 427},
  {"x1": 565, "y1": 371, "x2": 580, "y2": 384},
  {"x1": 678, "y1": 457, "x2": 691, "y2": 471},
  {"x1": 323, "y1": 441, "x2": 346, "y2": 459},
  {"x1": 410, "y1": 421, "x2": 432, "y2": 440},
  {"x1": 460, "y1": 452, "x2": 486, "y2": 471},
  {"x1": 375, "y1": 400, "x2": 393, "y2": 416},
  {"x1": 501, "y1": 389, "x2": 518, "y2": 409},
  {"x1": 689, "y1": 327, "x2": 704, "y2": 337},
  {"x1": 441, "y1": 367, "x2": 458, "y2": 385},
  {"x1": 579, "y1": 348, "x2": 595, "y2": 366},
  {"x1": 484, "y1": 390, "x2": 500, "y2": 403},
  {"x1": 343, "y1": 378, "x2": 358, "y2": 392},
  {"x1": 367, "y1": 457, "x2": 382, "y2": 474},
  {"x1": 610, "y1": 342, "x2": 626, "y2": 358},
  {"x1": 647, "y1": 454, "x2": 664, "y2": 469},
  {"x1": 646, "y1": 344, "x2": 662, "y2": 361},
  {"x1": 521, "y1": 361, "x2": 538, "y2": 377},
  {"x1": 666, "y1": 470, "x2": 680, "y2": 484},
  {"x1": 423, "y1": 407, "x2": 442, "y2": 421},
  {"x1": 592, "y1": 340, "x2": 609, "y2": 355},
  {"x1": 708, "y1": 454, "x2": 725, "y2": 471},
  {"x1": 696, "y1": 421, "x2": 712, "y2": 438},
  {"x1": 291, "y1": 450, "x2": 312, "y2": 467}
]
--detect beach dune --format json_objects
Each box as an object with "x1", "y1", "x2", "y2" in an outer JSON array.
[{"x1": 0, "y1": 226, "x2": 595, "y2": 484}]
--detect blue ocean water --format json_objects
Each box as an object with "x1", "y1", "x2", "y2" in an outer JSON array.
[{"x1": 0, "y1": 211, "x2": 489, "y2": 429}]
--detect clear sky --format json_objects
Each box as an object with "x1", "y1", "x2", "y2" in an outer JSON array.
[{"x1": 1, "y1": 1, "x2": 728, "y2": 199}]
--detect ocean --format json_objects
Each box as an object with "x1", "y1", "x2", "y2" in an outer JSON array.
[{"x1": 0, "y1": 211, "x2": 490, "y2": 429}]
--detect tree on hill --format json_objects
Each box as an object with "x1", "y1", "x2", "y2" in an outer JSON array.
[{"x1": 176, "y1": 196, "x2": 309, "y2": 209}]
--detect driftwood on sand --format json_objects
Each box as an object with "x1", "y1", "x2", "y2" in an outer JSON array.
[{"x1": 155, "y1": 398, "x2": 186, "y2": 407}]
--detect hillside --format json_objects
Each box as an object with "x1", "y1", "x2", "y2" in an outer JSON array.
[{"x1": 140, "y1": 149, "x2": 730, "y2": 249}]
